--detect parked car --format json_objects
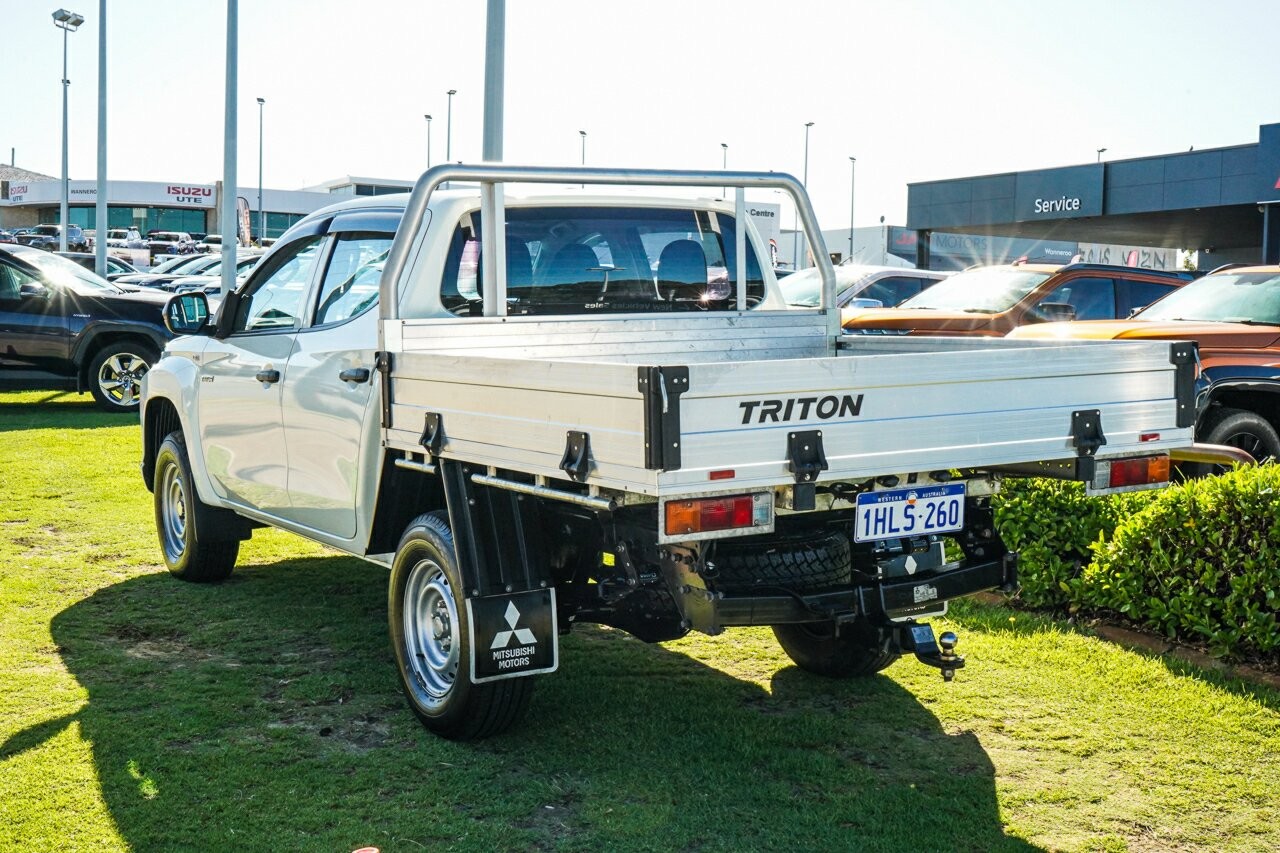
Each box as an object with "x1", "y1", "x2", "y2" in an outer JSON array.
[
  {"x1": 196, "y1": 233, "x2": 240, "y2": 253},
  {"x1": 113, "y1": 253, "x2": 225, "y2": 290},
  {"x1": 0, "y1": 230, "x2": 16, "y2": 244},
  {"x1": 54, "y1": 251, "x2": 141, "y2": 280},
  {"x1": 15, "y1": 224, "x2": 90, "y2": 253},
  {"x1": 0, "y1": 244, "x2": 172, "y2": 411},
  {"x1": 1009, "y1": 264, "x2": 1280, "y2": 469},
  {"x1": 779, "y1": 263, "x2": 949, "y2": 308},
  {"x1": 169, "y1": 252, "x2": 264, "y2": 295},
  {"x1": 145, "y1": 231, "x2": 196, "y2": 257},
  {"x1": 840, "y1": 262, "x2": 1192, "y2": 336}
]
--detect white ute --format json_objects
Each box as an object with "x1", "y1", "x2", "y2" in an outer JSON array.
[{"x1": 142, "y1": 165, "x2": 1209, "y2": 740}]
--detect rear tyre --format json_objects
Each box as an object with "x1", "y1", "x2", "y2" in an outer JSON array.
[
  {"x1": 773, "y1": 617, "x2": 900, "y2": 678},
  {"x1": 388, "y1": 512, "x2": 533, "y2": 740},
  {"x1": 88, "y1": 340, "x2": 158, "y2": 413},
  {"x1": 1185, "y1": 407, "x2": 1280, "y2": 477},
  {"x1": 154, "y1": 432, "x2": 239, "y2": 582}
]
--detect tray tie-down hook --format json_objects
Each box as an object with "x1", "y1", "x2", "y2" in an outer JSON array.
[{"x1": 902, "y1": 623, "x2": 965, "y2": 682}]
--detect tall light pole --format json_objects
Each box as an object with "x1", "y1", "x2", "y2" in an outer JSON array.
[
  {"x1": 579, "y1": 129, "x2": 586, "y2": 188},
  {"x1": 793, "y1": 121, "x2": 813, "y2": 270},
  {"x1": 256, "y1": 97, "x2": 264, "y2": 245},
  {"x1": 94, "y1": 0, "x2": 106, "y2": 277},
  {"x1": 848, "y1": 156, "x2": 856, "y2": 261},
  {"x1": 1096, "y1": 147, "x2": 1107, "y2": 163},
  {"x1": 424, "y1": 114, "x2": 432, "y2": 167},
  {"x1": 52, "y1": 8, "x2": 84, "y2": 253},
  {"x1": 446, "y1": 89, "x2": 457, "y2": 161},
  {"x1": 721, "y1": 142, "x2": 727, "y2": 196},
  {"x1": 220, "y1": 0, "x2": 237, "y2": 299}
]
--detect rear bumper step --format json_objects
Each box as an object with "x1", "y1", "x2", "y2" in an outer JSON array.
[{"x1": 713, "y1": 553, "x2": 1017, "y2": 627}]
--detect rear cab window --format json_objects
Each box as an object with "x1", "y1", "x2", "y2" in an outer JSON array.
[{"x1": 439, "y1": 205, "x2": 766, "y2": 316}]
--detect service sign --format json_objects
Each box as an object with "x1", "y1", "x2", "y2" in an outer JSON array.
[
  {"x1": 467, "y1": 588, "x2": 558, "y2": 683},
  {"x1": 1014, "y1": 164, "x2": 1103, "y2": 221}
]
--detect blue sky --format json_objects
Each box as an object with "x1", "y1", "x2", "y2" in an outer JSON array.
[{"x1": 3, "y1": 0, "x2": 1278, "y2": 227}]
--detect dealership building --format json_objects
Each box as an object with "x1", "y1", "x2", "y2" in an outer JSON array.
[
  {"x1": 0, "y1": 171, "x2": 421, "y2": 240},
  {"x1": 904, "y1": 122, "x2": 1280, "y2": 270}
]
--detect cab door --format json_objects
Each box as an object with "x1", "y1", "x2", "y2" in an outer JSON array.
[
  {"x1": 197, "y1": 234, "x2": 326, "y2": 515},
  {"x1": 0, "y1": 259, "x2": 72, "y2": 377},
  {"x1": 278, "y1": 209, "x2": 400, "y2": 538}
]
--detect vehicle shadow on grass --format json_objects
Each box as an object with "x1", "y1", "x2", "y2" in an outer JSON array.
[
  {"x1": 0, "y1": 392, "x2": 133, "y2": 433},
  {"x1": 14, "y1": 555, "x2": 1037, "y2": 852}
]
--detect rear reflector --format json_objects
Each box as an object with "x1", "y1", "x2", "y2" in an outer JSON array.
[
  {"x1": 709, "y1": 469, "x2": 736, "y2": 481},
  {"x1": 665, "y1": 495, "x2": 755, "y2": 536},
  {"x1": 1093, "y1": 455, "x2": 1170, "y2": 491}
]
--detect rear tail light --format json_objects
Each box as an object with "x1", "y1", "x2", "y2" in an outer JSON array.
[
  {"x1": 1092, "y1": 455, "x2": 1170, "y2": 491},
  {"x1": 665, "y1": 495, "x2": 756, "y2": 536}
]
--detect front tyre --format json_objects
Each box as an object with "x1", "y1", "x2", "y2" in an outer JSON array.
[
  {"x1": 154, "y1": 432, "x2": 239, "y2": 582},
  {"x1": 773, "y1": 617, "x2": 900, "y2": 678},
  {"x1": 388, "y1": 513, "x2": 533, "y2": 740},
  {"x1": 89, "y1": 340, "x2": 158, "y2": 413}
]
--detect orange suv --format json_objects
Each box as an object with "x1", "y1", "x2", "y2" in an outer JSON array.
[
  {"x1": 841, "y1": 262, "x2": 1191, "y2": 337},
  {"x1": 1009, "y1": 264, "x2": 1280, "y2": 465}
]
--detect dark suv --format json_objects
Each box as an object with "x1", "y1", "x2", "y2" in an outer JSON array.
[
  {"x1": 0, "y1": 244, "x2": 172, "y2": 412},
  {"x1": 15, "y1": 224, "x2": 90, "y2": 253}
]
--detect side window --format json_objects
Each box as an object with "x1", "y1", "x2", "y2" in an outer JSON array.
[
  {"x1": 0, "y1": 262, "x2": 38, "y2": 300},
  {"x1": 1035, "y1": 276, "x2": 1116, "y2": 321},
  {"x1": 312, "y1": 233, "x2": 394, "y2": 326},
  {"x1": 862, "y1": 277, "x2": 925, "y2": 307},
  {"x1": 233, "y1": 236, "x2": 324, "y2": 333},
  {"x1": 1128, "y1": 280, "x2": 1177, "y2": 315}
]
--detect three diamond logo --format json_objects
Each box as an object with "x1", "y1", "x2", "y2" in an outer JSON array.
[{"x1": 490, "y1": 601, "x2": 538, "y2": 650}]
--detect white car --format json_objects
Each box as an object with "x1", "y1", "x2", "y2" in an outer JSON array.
[
  {"x1": 779, "y1": 263, "x2": 949, "y2": 309},
  {"x1": 196, "y1": 233, "x2": 240, "y2": 253}
]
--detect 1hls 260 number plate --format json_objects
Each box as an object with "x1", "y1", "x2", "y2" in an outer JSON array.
[{"x1": 854, "y1": 483, "x2": 966, "y2": 543}]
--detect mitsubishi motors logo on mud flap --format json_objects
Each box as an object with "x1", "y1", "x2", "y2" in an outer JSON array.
[
  {"x1": 467, "y1": 589, "x2": 559, "y2": 683},
  {"x1": 490, "y1": 601, "x2": 538, "y2": 658}
]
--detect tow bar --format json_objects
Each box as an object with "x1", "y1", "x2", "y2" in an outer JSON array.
[{"x1": 902, "y1": 623, "x2": 965, "y2": 682}]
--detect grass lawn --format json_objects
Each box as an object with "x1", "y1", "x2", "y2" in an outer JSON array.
[{"x1": 2, "y1": 389, "x2": 1279, "y2": 852}]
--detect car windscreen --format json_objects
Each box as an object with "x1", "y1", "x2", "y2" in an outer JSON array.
[
  {"x1": 897, "y1": 268, "x2": 1051, "y2": 313},
  {"x1": 150, "y1": 255, "x2": 207, "y2": 274},
  {"x1": 1136, "y1": 272, "x2": 1280, "y2": 325},
  {"x1": 9, "y1": 246, "x2": 123, "y2": 293}
]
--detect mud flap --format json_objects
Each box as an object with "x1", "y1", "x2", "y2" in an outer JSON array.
[{"x1": 466, "y1": 588, "x2": 559, "y2": 684}]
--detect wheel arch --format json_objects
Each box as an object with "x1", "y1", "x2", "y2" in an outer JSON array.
[
  {"x1": 75, "y1": 325, "x2": 167, "y2": 390},
  {"x1": 1200, "y1": 379, "x2": 1280, "y2": 436}
]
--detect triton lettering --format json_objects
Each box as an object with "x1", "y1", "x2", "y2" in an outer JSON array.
[{"x1": 738, "y1": 394, "x2": 864, "y2": 424}]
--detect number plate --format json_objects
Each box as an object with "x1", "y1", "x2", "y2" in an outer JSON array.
[{"x1": 854, "y1": 483, "x2": 966, "y2": 543}]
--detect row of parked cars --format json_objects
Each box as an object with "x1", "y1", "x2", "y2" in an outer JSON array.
[
  {"x1": 0, "y1": 243, "x2": 264, "y2": 411},
  {"x1": 775, "y1": 257, "x2": 1279, "y2": 469}
]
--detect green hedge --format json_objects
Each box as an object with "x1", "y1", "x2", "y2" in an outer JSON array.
[
  {"x1": 1086, "y1": 465, "x2": 1280, "y2": 657},
  {"x1": 991, "y1": 465, "x2": 1280, "y2": 659},
  {"x1": 991, "y1": 478, "x2": 1153, "y2": 608}
]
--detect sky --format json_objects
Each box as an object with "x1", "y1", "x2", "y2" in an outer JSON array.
[{"x1": 3, "y1": 0, "x2": 1280, "y2": 229}]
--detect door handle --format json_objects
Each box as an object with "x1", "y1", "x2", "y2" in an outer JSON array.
[
  {"x1": 338, "y1": 367, "x2": 371, "y2": 384},
  {"x1": 255, "y1": 369, "x2": 281, "y2": 384}
]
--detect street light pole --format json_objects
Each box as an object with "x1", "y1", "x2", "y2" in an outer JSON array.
[
  {"x1": 721, "y1": 142, "x2": 727, "y2": 196},
  {"x1": 256, "y1": 97, "x2": 264, "y2": 245},
  {"x1": 446, "y1": 89, "x2": 457, "y2": 161},
  {"x1": 1096, "y1": 147, "x2": 1107, "y2": 163},
  {"x1": 579, "y1": 129, "x2": 586, "y2": 187},
  {"x1": 52, "y1": 8, "x2": 84, "y2": 253},
  {"x1": 94, "y1": 0, "x2": 106, "y2": 276},
  {"x1": 793, "y1": 121, "x2": 813, "y2": 270},
  {"x1": 424, "y1": 114, "x2": 432, "y2": 167},
  {"x1": 848, "y1": 156, "x2": 856, "y2": 261},
  {"x1": 220, "y1": 0, "x2": 237, "y2": 299}
]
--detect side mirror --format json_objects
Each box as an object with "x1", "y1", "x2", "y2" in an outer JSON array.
[
  {"x1": 1035, "y1": 301, "x2": 1077, "y2": 322},
  {"x1": 845, "y1": 297, "x2": 885, "y2": 310},
  {"x1": 19, "y1": 282, "x2": 51, "y2": 300},
  {"x1": 164, "y1": 292, "x2": 210, "y2": 335}
]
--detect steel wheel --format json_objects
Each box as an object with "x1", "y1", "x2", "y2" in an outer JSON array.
[
  {"x1": 157, "y1": 455, "x2": 188, "y2": 563},
  {"x1": 402, "y1": 558, "x2": 461, "y2": 711}
]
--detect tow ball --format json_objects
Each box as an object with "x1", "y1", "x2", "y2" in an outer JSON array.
[{"x1": 903, "y1": 623, "x2": 965, "y2": 682}]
